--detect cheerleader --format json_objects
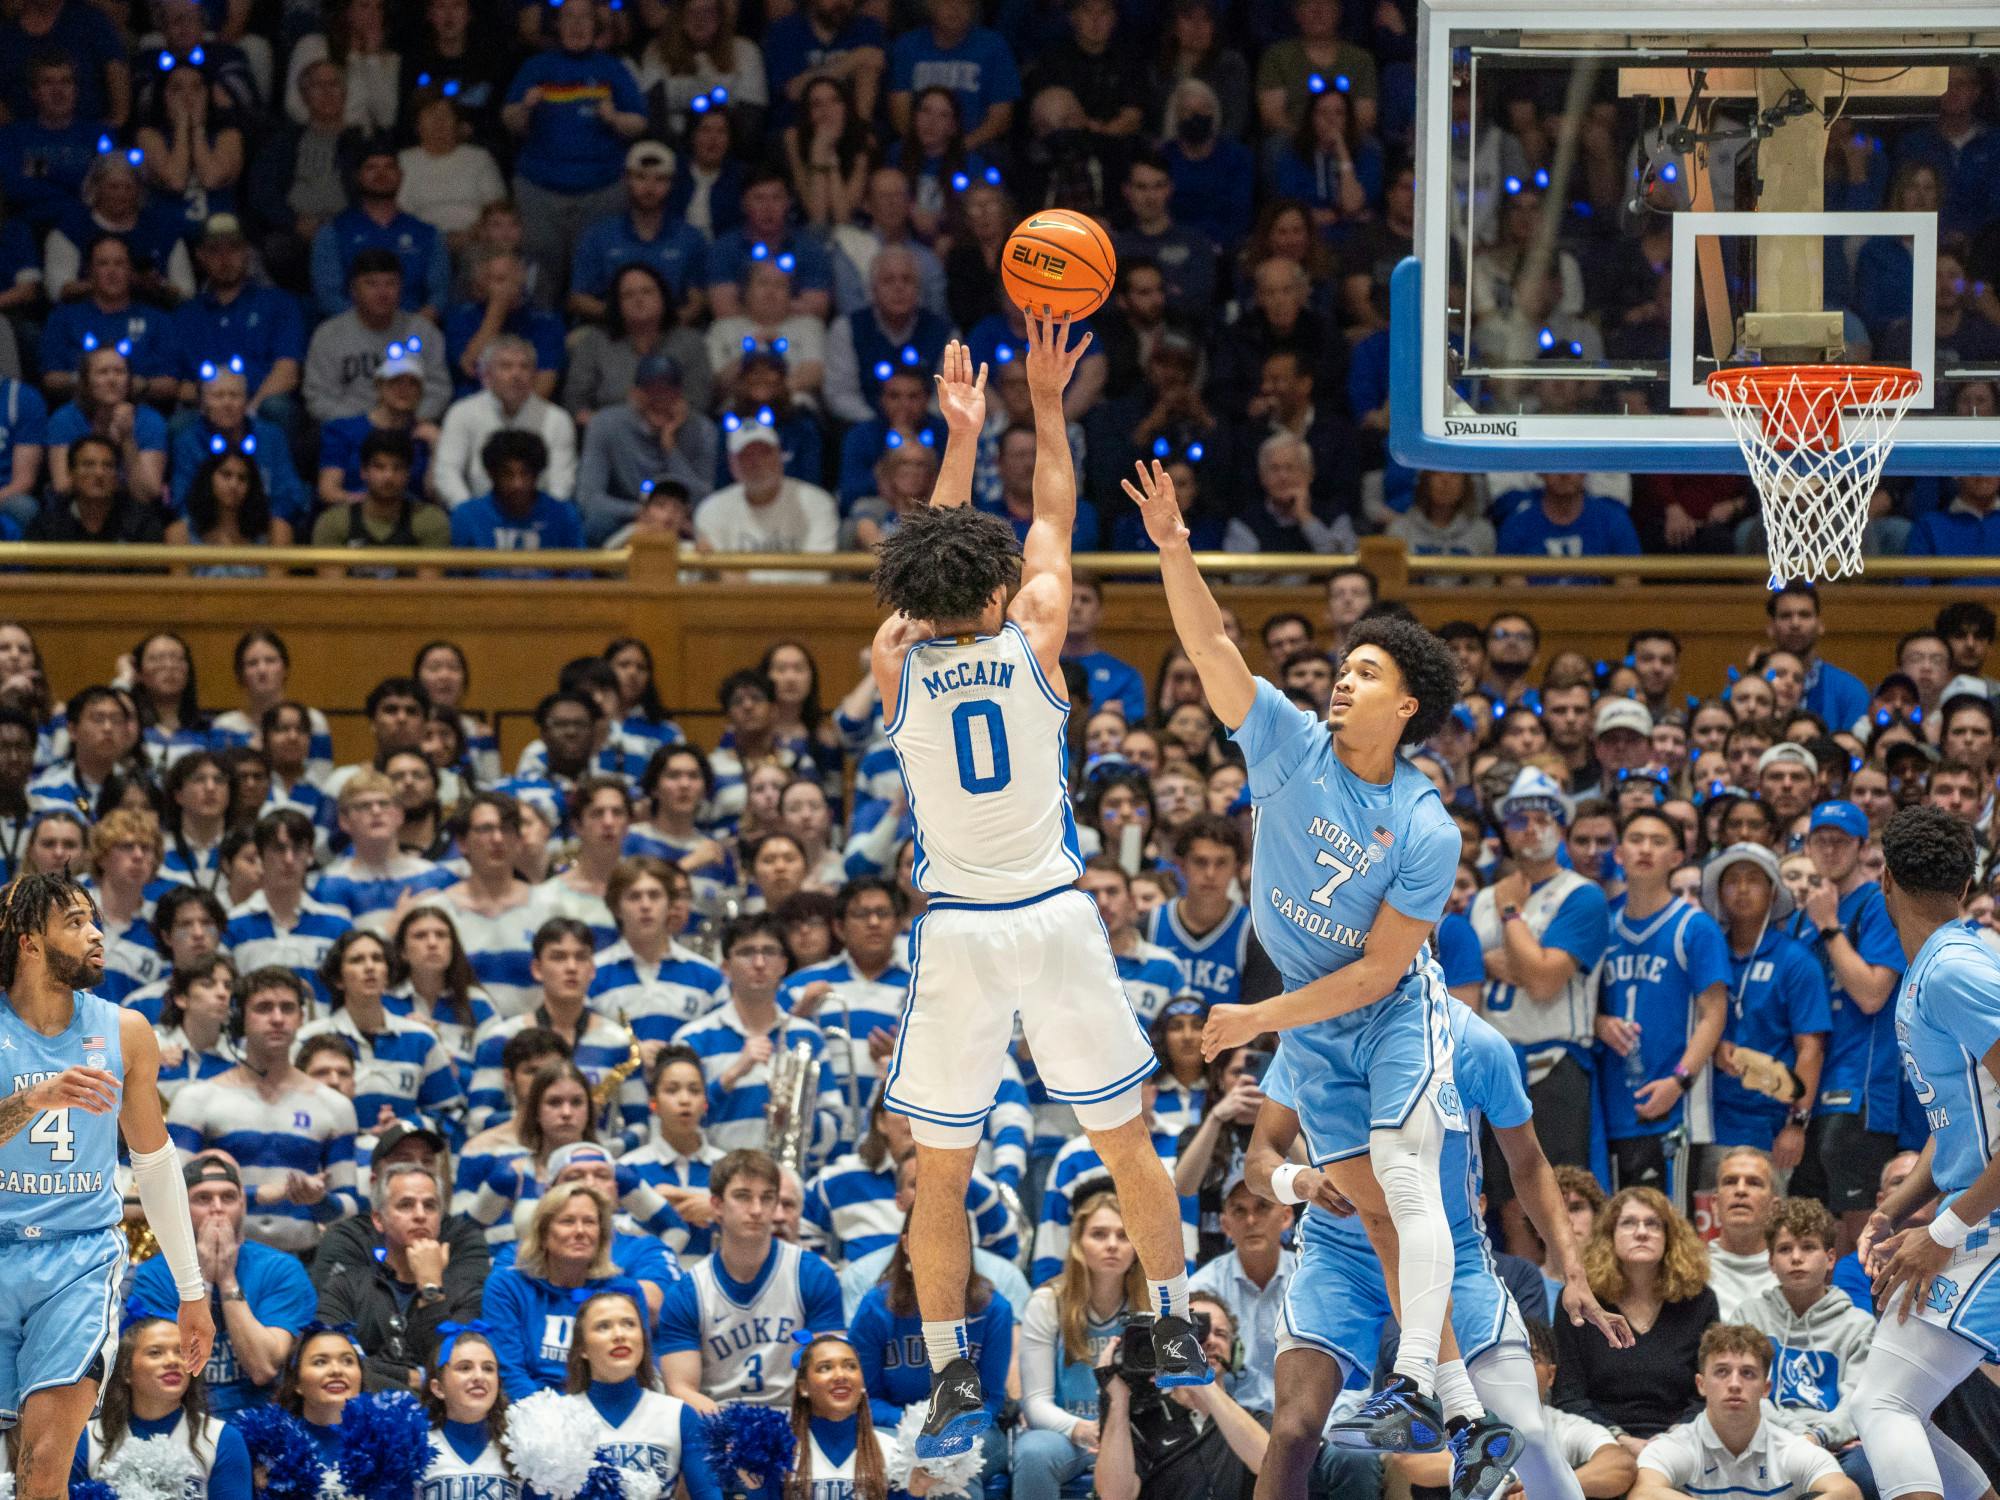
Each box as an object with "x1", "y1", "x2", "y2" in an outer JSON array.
[
  {"x1": 787, "y1": 1333, "x2": 929, "y2": 1500},
  {"x1": 74, "y1": 1317, "x2": 253, "y2": 1500},
  {"x1": 562, "y1": 1290, "x2": 721, "y2": 1500},
  {"x1": 275, "y1": 1325, "x2": 366, "y2": 1467},
  {"x1": 421, "y1": 1323, "x2": 522, "y2": 1500}
]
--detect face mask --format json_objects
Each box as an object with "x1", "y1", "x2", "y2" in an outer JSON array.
[{"x1": 1177, "y1": 113, "x2": 1216, "y2": 147}]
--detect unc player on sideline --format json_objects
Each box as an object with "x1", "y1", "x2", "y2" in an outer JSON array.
[
  {"x1": 873, "y1": 320, "x2": 1212, "y2": 1462},
  {"x1": 1127, "y1": 459, "x2": 1475, "y2": 1454},
  {"x1": 1851, "y1": 808, "x2": 2000, "y2": 1500},
  {"x1": 0, "y1": 874, "x2": 212, "y2": 1500}
]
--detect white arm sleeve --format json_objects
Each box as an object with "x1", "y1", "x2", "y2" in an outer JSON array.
[{"x1": 129, "y1": 1140, "x2": 206, "y2": 1301}]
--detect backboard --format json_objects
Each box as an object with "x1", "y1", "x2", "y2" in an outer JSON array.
[{"x1": 1395, "y1": 0, "x2": 2000, "y2": 474}]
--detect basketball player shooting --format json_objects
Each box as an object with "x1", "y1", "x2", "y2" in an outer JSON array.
[
  {"x1": 874, "y1": 316, "x2": 1212, "y2": 1462},
  {"x1": 0, "y1": 874, "x2": 212, "y2": 1500},
  {"x1": 1127, "y1": 459, "x2": 1474, "y2": 1453}
]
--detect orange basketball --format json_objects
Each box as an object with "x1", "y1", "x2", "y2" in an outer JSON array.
[{"x1": 1001, "y1": 209, "x2": 1117, "y2": 321}]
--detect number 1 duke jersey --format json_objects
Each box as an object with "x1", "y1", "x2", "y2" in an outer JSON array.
[
  {"x1": 885, "y1": 621, "x2": 1083, "y2": 902},
  {"x1": 0, "y1": 989, "x2": 122, "y2": 1236}
]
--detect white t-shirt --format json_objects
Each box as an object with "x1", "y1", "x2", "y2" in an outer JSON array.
[
  {"x1": 692, "y1": 480, "x2": 839, "y2": 581},
  {"x1": 1638, "y1": 1412, "x2": 1841, "y2": 1500}
]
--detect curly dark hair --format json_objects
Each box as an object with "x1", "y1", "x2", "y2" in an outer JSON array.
[
  {"x1": 1343, "y1": 616, "x2": 1460, "y2": 745},
  {"x1": 1883, "y1": 804, "x2": 1979, "y2": 898},
  {"x1": 872, "y1": 505, "x2": 1022, "y2": 624}
]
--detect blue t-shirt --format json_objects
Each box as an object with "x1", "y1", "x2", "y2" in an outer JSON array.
[
  {"x1": 506, "y1": 49, "x2": 647, "y2": 194},
  {"x1": 1905, "y1": 503, "x2": 2000, "y2": 583},
  {"x1": 40, "y1": 301, "x2": 181, "y2": 380},
  {"x1": 1896, "y1": 919, "x2": 2000, "y2": 1198},
  {"x1": 1788, "y1": 882, "x2": 1904, "y2": 1130},
  {"x1": 1434, "y1": 911, "x2": 1484, "y2": 990},
  {"x1": 1802, "y1": 658, "x2": 1871, "y2": 734},
  {"x1": 1597, "y1": 896, "x2": 1731, "y2": 1141},
  {"x1": 450, "y1": 490, "x2": 586, "y2": 559},
  {"x1": 888, "y1": 25, "x2": 1022, "y2": 131},
  {"x1": 0, "y1": 380, "x2": 49, "y2": 490},
  {"x1": 0, "y1": 117, "x2": 99, "y2": 225},
  {"x1": 310, "y1": 209, "x2": 451, "y2": 317},
  {"x1": 318, "y1": 413, "x2": 432, "y2": 498},
  {"x1": 132, "y1": 1240, "x2": 318, "y2": 1413},
  {"x1": 0, "y1": 3, "x2": 126, "y2": 123},
  {"x1": 570, "y1": 212, "x2": 710, "y2": 301},
  {"x1": 762, "y1": 12, "x2": 888, "y2": 127},
  {"x1": 173, "y1": 283, "x2": 308, "y2": 394},
  {"x1": 1713, "y1": 925, "x2": 1833, "y2": 1148},
  {"x1": 1063, "y1": 648, "x2": 1145, "y2": 725},
  {"x1": 705, "y1": 227, "x2": 834, "y2": 297},
  {"x1": 47, "y1": 400, "x2": 168, "y2": 455},
  {"x1": 440, "y1": 302, "x2": 568, "y2": 397},
  {"x1": 1495, "y1": 497, "x2": 1641, "y2": 582}
]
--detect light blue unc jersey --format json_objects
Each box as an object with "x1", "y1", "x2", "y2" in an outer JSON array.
[
  {"x1": 1896, "y1": 920, "x2": 2000, "y2": 1201},
  {"x1": 885, "y1": 621, "x2": 1082, "y2": 902},
  {"x1": 0, "y1": 990, "x2": 123, "y2": 1236}
]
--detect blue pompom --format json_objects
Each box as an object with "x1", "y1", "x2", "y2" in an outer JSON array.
[
  {"x1": 337, "y1": 1390, "x2": 433, "y2": 1500},
  {"x1": 234, "y1": 1406, "x2": 324, "y2": 1500},
  {"x1": 703, "y1": 1402, "x2": 795, "y2": 1491},
  {"x1": 575, "y1": 1460, "x2": 631, "y2": 1500},
  {"x1": 72, "y1": 1481, "x2": 116, "y2": 1500}
]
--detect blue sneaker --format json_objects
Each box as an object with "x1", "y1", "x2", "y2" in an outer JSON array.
[
  {"x1": 1448, "y1": 1417, "x2": 1523, "y2": 1500},
  {"x1": 1324, "y1": 1376, "x2": 1448, "y2": 1453},
  {"x1": 916, "y1": 1358, "x2": 991, "y2": 1459}
]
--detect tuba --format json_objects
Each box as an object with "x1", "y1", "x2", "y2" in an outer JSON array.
[{"x1": 763, "y1": 1039, "x2": 819, "y2": 1177}]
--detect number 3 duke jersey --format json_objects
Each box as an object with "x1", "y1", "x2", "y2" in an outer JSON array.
[
  {"x1": 0, "y1": 989, "x2": 123, "y2": 1236},
  {"x1": 885, "y1": 621, "x2": 1083, "y2": 903}
]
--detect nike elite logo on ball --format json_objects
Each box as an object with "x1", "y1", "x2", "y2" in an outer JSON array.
[{"x1": 1008, "y1": 243, "x2": 1069, "y2": 278}]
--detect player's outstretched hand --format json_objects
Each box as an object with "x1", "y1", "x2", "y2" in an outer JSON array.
[
  {"x1": 934, "y1": 339, "x2": 988, "y2": 436},
  {"x1": 178, "y1": 1294, "x2": 215, "y2": 1375},
  {"x1": 1857, "y1": 1208, "x2": 1895, "y2": 1275},
  {"x1": 1121, "y1": 460, "x2": 1189, "y2": 551},
  {"x1": 1561, "y1": 1279, "x2": 1635, "y2": 1349},
  {"x1": 26, "y1": 1066, "x2": 121, "y2": 1116},
  {"x1": 1201, "y1": 1002, "x2": 1263, "y2": 1061},
  {"x1": 1870, "y1": 1225, "x2": 1954, "y2": 1323},
  {"x1": 1023, "y1": 309, "x2": 1091, "y2": 400}
]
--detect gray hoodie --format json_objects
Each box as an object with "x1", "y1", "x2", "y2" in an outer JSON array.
[{"x1": 1735, "y1": 1283, "x2": 1875, "y2": 1446}]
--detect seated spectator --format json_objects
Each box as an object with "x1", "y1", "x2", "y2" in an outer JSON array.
[
  {"x1": 764, "y1": 0, "x2": 887, "y2": 133},
  {"x1": 444, "y1": 250, "x2": 567, "y2": 402},
  {"x1": 46, "y1": 346, "x2": 168, "y2": 503},
  {"x1": 893, "y1": 87, "x2": 989, "y2": 248},
  {"x1": 845, "y1": 436, "x2": 938, "y2": 548},
  {"x1": 1017, "y1": 84, "x2": 1128, "y2": 220},
  {"x1": 705, "y1": 169, "x2": 834, "y2": 321},
  {"x1": 285, "y1": 0, "x2": 400, "y2": 134},
  {"x1": 310, "y1": 429, "x2": 452, "y2": 570},
  {"x1": 576, "y1": 354, "x2": 719, "y2": 545},
  {"x1": 1632, "y1": 1325, "x2": 1862, "y2": 1500},
  {"x1": 828, "y1": 166, "x2": 946, "y2": 320},
  {"x1": 658, "y1": 1148, "x2": 845, "y2": 1413},
  {"x1": 433, "y1": 336, "x2": 578, "y2": 507},
  {"x1": 1269, "y1": 88, "x2": 1382, "y2": 239},
  {"x1": 316, "y1": 766, "x2": 455, "y2": 930},
  {"x1": 690, "y1": 424, "x2": 838, "y2": 580},
  {"x1": 707, "y1": 260, "x2": 828, "y2": 407},
  {"x1": 0, "y1": 373, "x2": 49, "y2": 530},
  {"x1": 1205, "y1": 257, "x2": 1339, "y2": 423},
  {"x1": 1704, "y1": 1148, "x2": 1781, "y2": 1317},
  {"x1": 628, "y1": 0, "x2": 768, "y2": 134},
  {"x1": 310, "y1": 135, "x2": 449, "y2": 321},
  {"x1": 302, "y1": 249, "x2": 451, "y2": 426},
  {"x1": 1159, "y1": 76, "x2": 1257, "y2": 254},
  {"x1": 718, "y1": 353, "x2": 823, "y2": 484},
  {"x1": 565, "y1": 264, "x2": 714, "y2": 429},
  {"x1": 317, "y1": 346, "x2": 437, "y2": 509},
  {"x1": 26, "y1": 435, "x2": 166, "y2": 544},
  {"x1": 164, "y1": 450, "x2": 295, "y2": 558},
  {"x1": 1388, "y1": 471, "x2": 1497, "y2": 571},
  {"x1": 1028, "y1": 0, "x2": 1145, "y2": 139},
  {"x1": 450, "y1": 430, "x2": 586, "y2": 558},
  {"x1": 502, "y1": 0, "x2": 647, "y2": 293},
  {"x1": 589, "y1": 857, "x2": 725, "y2": 1046},
  {"x1": 134, "y1": 57, "x2": 247, "y2": 240},
  {"x1": 130, "y1": 1152, "x2": 319, "y2": 1415},
  {"x1": 0, "y1": 52, "x2": 99, "y2": 234},
  {"x1": 1880, "y1": 239, "x2": 2000, "y2": 369},
  {"x1": 552, "y1": 1289, "x2": 716, "y2": 1495},
  {"x1": 887, "y1": 0, "x2": 1020, "y2": 154},
  {"x1": 242, "y1": 59, "x2": 351, "y2": 286},
  {"x1": 1496, "y1": 473, "x2": 1642, "y2": 578},
  {"x1": 456, "y1": 1028, "x2": 571, "y2": 1179},
  {"x1": 396, "y1": 0, "x2": 512, "y2": 145},
  {"x1": 784, "y1": 76, "x2": 873, "y2": 229},
  {"x1": 482, "y1": 1182, "x2": 649, "y2": 1397},
  {"x1": 1245, "y1": 347, "x2": 1358, "y2": 521},
  {"x1": 396, "y1": 89, "x2": 506, "y2": 245},
  {"x1": 837, "y1": 368, "x2": 943, "y2": 508},
  {"x1": 45, "y1": 154, "x2": 194, "y2": 305},
  {"x1": 170, "y1": 361, "x2": 309, "y2": 525},
  {"x1": 1255, "y1": 0, "x2": 1379, "y2": 138},
  {"x1": 824, "y1": 246, "x2": 951, "y2": 426},
  {"x1": 40, "y1": 238, "x2": 182, "y2": 408},
  {"x1": 312, "y1": 1158, "x2": 488, "y2": 1391},
  {"x1": 225, "y1": 807, "x2": 350, "y2": 1003},
  {"x1": 570, "y1": 142, "x2": 709, "y2": 326},
  {"x1": 1222, "y1": 433, "x2": 1354, "y2": 570},
  {"x1": 667, "y1": 107, "x2": 746, "y2": 241},
  {"x1": 1905, "y1": 473, "x2": 2000, "y2": 573},
  {"x1": 977, "y1": 421, "x2": 1100, "y2": 549},
  {"x1": 1553, "y1": 1185, "x2": 1721, "y2": 1446},
  {"x1": 166, "y1": 969, "x2": 362, "y2": 1255},
  {"x1": 302, "y1": 927, "x2": 463, "y2": 1131}
]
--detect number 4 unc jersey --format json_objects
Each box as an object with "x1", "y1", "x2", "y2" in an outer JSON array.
[
  {"x1": 886, "y1": 621, "x2": 1082, "y2": 903},
  {"x1": 0, "y1": 989, "x2": 123, "y2": 1236}
]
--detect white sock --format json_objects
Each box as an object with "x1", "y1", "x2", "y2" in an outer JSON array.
[
  {"x1": 1392, "y1": 1327, "x2": 1441, "y2": 1395},
  {"x1": 1435, "y1": 1359, "x2": 1482, "y2": 1424},
  {"x1": 922, "y1": 1319, "x2": 970, "y2": 1373},
  {"x1": 1147, "y1": 1273, "x2": 1189, "y2": 1320}
]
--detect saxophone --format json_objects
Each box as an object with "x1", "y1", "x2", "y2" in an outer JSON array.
[
  {"x1": 591, "y1": 1016, "x2": 646, "y2": 1131},
  {"x1": 763, "y1": 1039, "x2": 819, "y2": 1178}
]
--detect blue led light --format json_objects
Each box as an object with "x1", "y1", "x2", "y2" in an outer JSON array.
[
  {"x1": 241, "y1": 433, "x2": 256, "y2": 454},
  {"x1": 200, "y1": 362, "x2": 217, "y2": 380},
  {"x1": 773, "y1": 337, "x2": 789, "y2": 353},
  {"x1": 1504, "y1": 176, "x2": 1522, "y2": 195},
  {"x1": 82, "y1": 334, "x2": 98, "y2": 351},
  {"x1": 640, "y1": 478, "x2": 656, "y2": 496},
  {"x1": 885, "y1": 431, "x2": 903, "y2": 449},
  {"x1": 1661, "y1": 162, "x2": 1679, "y2": 183},
  {"x1": 1307, "y1": 73, "x2": 1326, "y2": 94},
  {"x1": 777, "y1": 252, "x2": 796, "y2": 273},
  {"x1": 1334, "y1": 74, "x2": 1351, "y2": 93},
  {"x1": 918, "y1": 429, "x2": 935, "y2": 447},
  {"x1": 873, "y1": 361, "x2": 893, "y2": 381},
  {"x1": 1537, "y1": 327, "x2": 1555, "y2": 350},
  {"x1": 900, "y1": 344, "x2": 920, "y2": 365},
  {"x1": 97, "y1": 135, "x2": 114, "y2": 153},
  {"x1": 116, "y1": 339, "x2": 132, "y2": 357},
  {"x1": 1568, "y1": 341, "x2": 1583, "y2": 357},
  {"x1": 406, "y1": 336, "x2": 421, "y2": 351},
  {"x1": 951, "y1": 172, "x2": 970, "y2": 192},
  {"x1": 1534, "y1": 168, "x2": 1550, "y2": 189},
  {"x1": 158, "y1": 53, "x2": 174, "y2": 70},
  {"x1": 1187, "y1": 442, "x2": 1204, "y2": 462},
  {"x1": 756, "y1": 405, "x2": 774, "y2": 426},
  {"x1": 749, "y1": 241, "x2": 768, "y2": 260},
  {"x1": 712, "y1": 87, "x2": 728, "y2": 104},
  {"x1": 126, "y1": 148, "x2": 144, "y2": 166},
  {"x1": 417, "y1": 72, "x2": 432, "y2": 87},
  {"x1": 443, "y1": 80, "x2": 460, "y2": 98},
  {"x1": 995, "y1": 345, "x2": 1015, "y2": 363},
  {"x1": 722, "y1": 412, "x2": 742, "y2": 431},
  {"x1": 1152, "y1": 437, "x2": 1170, "y2": 458},
  {"x1": 190, "y1": 46, "x2": 204, "y2": 64},
  {"x1": 742, "y1": 335, "x2": 756, "y2": 352},
  {"x1": 209, "y1": 435, "x2": 226, "y2": 454},
  {"x1": 983, "y1": 166, "x2": 1002, "y2": 185},
  {"x1": 691, "y1": 93, "x2": 711, "y2": 113}
]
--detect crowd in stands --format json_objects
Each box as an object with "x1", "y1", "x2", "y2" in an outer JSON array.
[
  {"x1": 4, "y1": 569, "x2": 2000, "y2": 1497},
  {"x1": 0, "y1": 0, "x2": 1994, "y2": 567}
]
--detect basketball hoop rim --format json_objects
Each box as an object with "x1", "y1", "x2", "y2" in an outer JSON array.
[
  {"x1": 1705, "y1": 364, "x2": 1923, "y2": 452},
  {"x1": 1703, "y1": 364, "x2": 1924, "y2": 406}
]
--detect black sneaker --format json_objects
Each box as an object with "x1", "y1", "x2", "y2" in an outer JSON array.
[
  {"x1": 1324, "y1": 1375, "x2": 1448, "y2": 1453},
  {"x1": 1150, "y1": 1314, "x2": 1214, "y2": 1389},
  {"x1": 1448, "y1": 1416, "x2": 1523, "y2": 1500},
  {"x1": 916, "y1": 1357, "x2": 991, "y2": 1460}
]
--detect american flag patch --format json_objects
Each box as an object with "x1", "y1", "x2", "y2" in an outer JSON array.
[
  {"x1": 82, "y1": 1035, "x2": 104, "y2": 1050},
  {"x1": 1372, "y1": 826, "x2": 1395, "y2": 847}
]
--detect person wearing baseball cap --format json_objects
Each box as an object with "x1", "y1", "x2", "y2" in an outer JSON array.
[
  {"x1": 1473, "y1": 767, "x2": 1611, "y2": 1173},
  {"x1": 1785, "y1": 801, "x2": 1905, "y2": 1246},
  {"x1": 1701, "y1": 844, "x2": 1830, "y2": 1170},
  {"x1": 568, "y1": 140, "x2": 706, "y2": 324},
  {"x1": 1754, "y1": 743, "x2": 1820, "y2": 834},
  {"x1": 1585, "y1": 697, "x2": 1654, "y2": 794},
  {"x1": 577, "y1": 351, "x2": 718, "y2": 543},
  {"x1": 177, "y1": 211, "x2": 307, "y2": 433},
  {"x1": 692, "y1": 416, "x2": 839, "y2": 583}
]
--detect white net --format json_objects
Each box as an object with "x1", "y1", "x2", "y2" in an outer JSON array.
[{"x1": 1706, "y1": 366, "x2": 1923, "y2": 588}]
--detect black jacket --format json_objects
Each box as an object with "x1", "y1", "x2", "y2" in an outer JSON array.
[{"x1": 312, "y1": 1213, "x2": 490, "y2": 1392}]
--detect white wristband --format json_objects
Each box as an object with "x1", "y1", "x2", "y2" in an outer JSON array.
[
  {"x1": 1929, "y1": 1207, "x2": 1974, "y2": 1250},
  {"x1": 1270, "y1": 1163, "x2": 1306, "y2": 1205}
]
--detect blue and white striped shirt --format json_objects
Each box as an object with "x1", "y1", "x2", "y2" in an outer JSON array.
[
  {"x1": 801, "y1": 1152, "x2": 1018, "y2": 1265},
  {"x1": 466, "y1": 1007, "x2": 649, "y2": 1145},
  {"x1": 225, "y1": 891, "x2": 353, "y2": 1008},
  {"x1": 99, "y1": 911, "x2": 164, "y2": 1007},
  {"x1": 618, "y1": 1137, "x2": 725, "y2": 1264},
  {"x1": 315, "y1": 852, "x2": 455, "y2": 934},
  {"x1": 294, "y1": 1007, "x2": 464, "y2": 1135},
  {"x1": 589, "y1": 939, "x2": 727, "y2": 1045},
  {"x1": 1031, "y1": 1127, "x2": 1193, "y2": 1285},
  {"x1": 777, "y1": 956, "x2": 911, "y2": 1135},
  {"x1": 166, "y1": 1073, "x2": 360, "y2": 1252},
  {"x1": 673, "y1": 1002, "x2": 843, "y2": 1170},
  {"x1": 430, "y1": 886, "x2": 549, "y2": 1019}
]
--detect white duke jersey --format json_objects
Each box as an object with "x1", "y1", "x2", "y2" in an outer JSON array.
[
  {"x1": 885, "y1": 621, "x2": 1082, "y2": 903},
  {"x1": 421, "y1": 1431, "x2": 523, "y2": 1500},
  {"x1": 678, "y1": 1240, "x2": 817, "y2": 1405}
]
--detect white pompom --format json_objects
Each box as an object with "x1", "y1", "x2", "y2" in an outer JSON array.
[
  {"x1": 502, "y1": 1390, "x2": 606, "y2": 1500},
  {"x1": 314, "y1": 1468, "x2": 357, "y2": 1500},
  {"x1": 97, "y1": 1433, "x2": 208, "y2": 1500},
  {"x1": 616, "y1": 1467, "x2": 664, "y2": 1500},
  {"x1": 887, "y1": 1406, "x2": 986, "y2": 1499},
  {"x1": 0, "y1": 1470, "x2": 15, "y2": 1500}
]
